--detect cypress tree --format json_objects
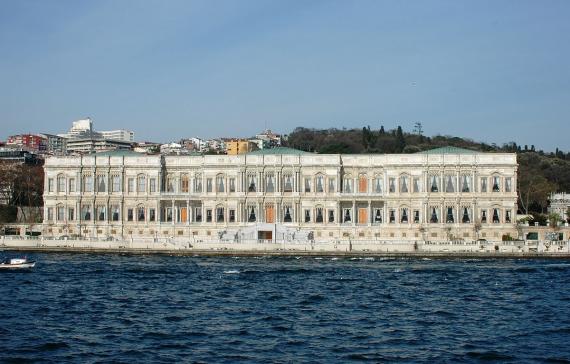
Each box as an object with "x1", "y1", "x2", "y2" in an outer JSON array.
[{"x1": 395, "y1": 126, "x2": 406, "y2": 153}]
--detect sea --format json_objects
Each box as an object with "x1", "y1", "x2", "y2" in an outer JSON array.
[{"x1": 1, "y1": 253, "x2": 570, "y2": 363}]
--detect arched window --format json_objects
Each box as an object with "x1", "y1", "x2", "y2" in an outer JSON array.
[
  {"x1": 97, "y1": 175, "x2": 106, "y2": 193},
  {"x1": 247, "y1": 174, "x2": 257, "y2": 192},
  {"x1": 462, "y1": 207, "x2": 471, "y2": 223},
  {"x1": 216, "y1": 174, "x2": 225, "y2": 193},
  {"x1": 137, "y1": 175, "x2": 146, "y2": 193},
  {"x1": 445, "y1": 175, "x2": 455, "y2": 193},
  {"x1": 315, "y1": 174, "x2": 324, "y2": 193},
  {"x1": 265, "y1": 174, "x2": 275, "y2": 193},
  {"x1": 137, "y1": 205, "x2": 145, "y2": 221},
  {"x1": 446, "y1": 207, "x2": 455, "y2": 223},
  {"x1": 430, "y1": 207, "x2": 439, "y2": 223},
  {"x1": 373, "y1": 176, "x2": 383, "y2": 193},
  {"x1": 283, "y1": 206, "x2": 292, "y2": 223},
  {"x1": 57, "y1": 175, "x2": 65, "y2": 193},
  {"x1": 400, "y1": 208, "x2": 409, "y2": 223},
  {"x1": 492, "y1": 175, "x2": 501, "y2": 192},
  {"x1": 166, "y1": 175, "x2": 175, "y2": 193},
  {"x1": 248, "y1": 206, "x2": 256, "y2": 222},
  {"x1": 194, "y1": 174, "x2": 202, "y2": 193},
  {"x1": 315, "y1": 207, "x2": 324, "y2": 223},
  {"x1": 400, "y1": 175, "x2": 409, "y2": 193},
  {"x1": 283, "y1": 174, "x2": 293, "y2": 192},
  {"x1": 461, "y1": 175, "x2": 472, "y2": 193},
  {"x1": 343, "y1": 175, "x2": 353, "y2": 193}
]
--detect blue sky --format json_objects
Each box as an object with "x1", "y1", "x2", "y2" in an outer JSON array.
[{"x1": 1, "y1": 0, "x2": 569, "y2": 150}]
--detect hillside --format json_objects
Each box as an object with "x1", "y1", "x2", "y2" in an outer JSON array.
[{"x1": 285, "y1": 126, "x2": 570, "y2": 220}]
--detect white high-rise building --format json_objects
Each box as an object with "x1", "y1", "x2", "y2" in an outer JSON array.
[{"x1": 100, "y1": 130, "x2": 135, "y2": 142}]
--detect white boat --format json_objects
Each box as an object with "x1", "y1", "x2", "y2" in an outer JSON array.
[{"x1": 0, "y1": 257, "x2": 36, "y2": 269}]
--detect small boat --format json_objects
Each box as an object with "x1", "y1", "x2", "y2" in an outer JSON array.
[{"x1": 0, "y1": 257, "x2": 36, "y2": 270}]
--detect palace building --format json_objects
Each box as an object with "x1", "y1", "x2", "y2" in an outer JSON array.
[{"x1": 42, "y1": 147, "x2": 518, "y2": 241}]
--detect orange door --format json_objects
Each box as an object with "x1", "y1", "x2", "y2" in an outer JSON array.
[
  {"x1": 181, "y1": 207, "x2": 187, "y2": 222},
  {"x1": 358, "y1": 208, "x2": 368, "y2": 224},
  {"x1": 265, "y1": 205, "x2": 275, "y2": 223}
]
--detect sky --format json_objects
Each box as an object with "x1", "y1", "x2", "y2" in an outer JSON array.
[{"x1": 0, "y1": 0, "x2": 569, "y2": 150}]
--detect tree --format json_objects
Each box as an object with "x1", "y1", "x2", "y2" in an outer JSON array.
[{"x1": 395, "y1": 126, "x2": 406, "y2": 153}]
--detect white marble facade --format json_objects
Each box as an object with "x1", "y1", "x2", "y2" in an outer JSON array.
[{"x1": 43, "y1": 149, "x2": 519, "y2": 241}]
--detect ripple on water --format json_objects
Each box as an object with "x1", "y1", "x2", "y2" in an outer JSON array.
[{"x1": 2, "y1": 254, "x2": 570, "y2": 363}]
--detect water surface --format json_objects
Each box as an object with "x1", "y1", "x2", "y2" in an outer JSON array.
[{"x1": 1, "y1": 253, "x2": 570, "y2": 363}]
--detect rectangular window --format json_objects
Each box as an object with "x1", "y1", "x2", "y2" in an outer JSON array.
[
  {"x1": 389, "y1": 209, "x2": 396, "y2": 223},
  {"x1": 283, "y1": 206, "x2": 293, "y2": 223},
  {"x1": 181, "y1": 177, "x2": 189, "y2": 193},
  {"x1": 57, "y1": 176, "x2": 65, "y2": 193},
  {"x1": 247, "y1": 175, "x2": 256, "y2": 192},
  {"x1": 84, "y1": 176, "x2": 93, "y2": 192},
  {"x1": 430, "y1": 207, "x2": 439, "y2": 223},
  {"x1": 216, "y1": 207, "x2": 224, "y2": 222},
  {"x1": 304, "y1": 178, "x2": 311, "y2": 193},
  {"x1": 389, "y1": 178, "x2": 396, "y2": 193},
  {"x1": 136, "y1": 207, "x2": 144, "y2": 221},
  {"x1": 150, "y1": 178, "x2": 156, "y2": 193},
  {"x1": 505, "y1": 209, "x2": 512, "y2": 223},
  {"x1": 283, "y1": 175, "x2": 293, "y2": 192},
  {"x1": 128, "y1": 178, "x2": 134, "y2": 193},
  {"x1": 316, "y1": 176, "x2": 324, "y2": 193},
  {"x1": 265, "y1": 175, "x2": 275, "y2": 193},
  {"x1": 137, "y1": 176, "x2": 146, "y2": 192},
  {"x1": 47, "y1": 207, "x2": 54, "y2": 221},
  {"x1": 461, "y1": 175, "x2": 471, "y2": 193},
  {"x1": 112, "y1": 176, "x2": 121, "y2": 192},
  {"x1": 328, "y1": 178, "x2": 335, "y2": 193},
  {"x1": 328, "y1": 210, "x2": 335, "y2": 223},
  {"x1": 68, "y1": 207, "x2": 75, "y2": 221},
  {"x1": 97, "y1": 206, "x2": 106, "y2": 221},
  {"x1": 229, "y1": 178, "x2": 236, "y2": 193},
  {"x1": 374, "y1": 208, "x2": 383, "y2": 223},
  {"x1": 127, "y1": 208, "x2": 134, "y2": 222},
  {"x1": 413, "y1": 210, "x2": 420, "y2": 223},
  {"x1": 57, "y1": 206, "x2": 65, "y2": 221},
  {"x1": 429, "y1": 175, "x2": 439, "y2": 193},
  {"x1": 166, "y1": 208, "x2": 173, "y2": 222},
  {"x1": 315, "y1": 207, "x2": 324, "y2": 223},
  {"x1": 217, "y1": 176, "x2": 225, "y2": 192},
  {"x1": 82, "y1": 205, "x2": 91, "y2": 221},
  {"x1": 481, "y1": 177, "x2": 487, "y2": 192},
  {"x1": 400, "y1": 176, "x2": 409, "y2": 193},
  {"x1": 445, "y1": 175, "x2": 455, "y2": 193},
  {"x1": 194, "y1": 177, "x2": 203, "y2": 193},
  {"x1": 97, "y1": 176, "x2": 106, "y2": 193},
  {"x1": 206, "y1": 178, "x2": 213, "y2": 193},
  {"x1": 206, "y1": 209, "x2": 212, "y2": 222},
  {"x1": 413, "y1": 178, "x2": 420, "y2": 193},
  {"x1": 374, "y1": 178, "x2": 383, "y2": 193},
  {"x1": 69, "y1": 178, "x2": 76, "y2": 193},
  {"x1": 149, "y1": 208, "x2": 156, "y2": 222},
  {"x1": 492, "y1": 176, "x2": 500, "y2": 192},
  {"x1": 505, "y1": 177, "x2": 512, "y2": 192},
  {"x1": 343, "y1": 178, "x2": 353, "y2": 193},
  {"x1": 229, "y1": 209, "x2": 235, "y2": 223},
  {"x1": 481, "y1": 209, "x2": 487, "y2": 223},
  {"x1": 304, "y1": 209, "x2": 311, "y2": 223},
  {"x1": 195, "y1": 208, "x2": 202, "y2": 222},
  {"x1": 48, "y1": 178, "x2": 54, "y2": 192},
  {"x1": 111, "y1": 205, "x2": 120, "y2": 221},
  {"x1": 343, "y1": 208, "x2": 352, "y2": 223}
]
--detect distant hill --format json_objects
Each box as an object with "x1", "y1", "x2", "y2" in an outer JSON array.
[{"x1": 285, "y1": 126, "x2": 570, "y2": 220}]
